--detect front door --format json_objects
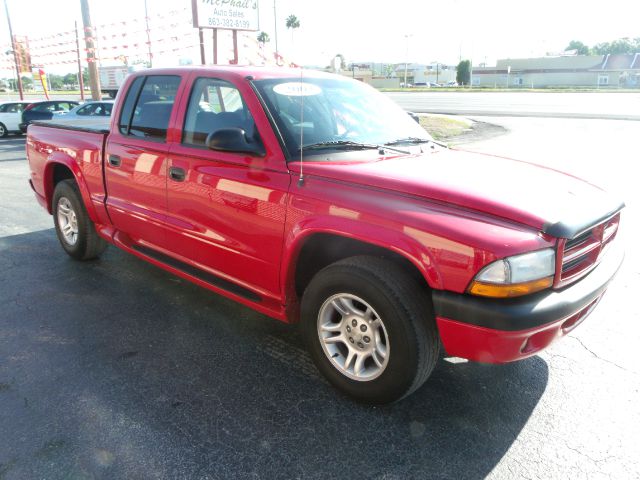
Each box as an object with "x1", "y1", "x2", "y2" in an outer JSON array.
[{"x1": 165, "y1": 75, "x2": 290, "y2": 303}]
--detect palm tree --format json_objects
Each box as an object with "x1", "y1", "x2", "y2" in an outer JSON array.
[
  {"x1": 257, "y1": 31, "x2": 270, "y2": 46},
  {"x1": 286, "y1": 14, "x2": 300, "y2": 45}
]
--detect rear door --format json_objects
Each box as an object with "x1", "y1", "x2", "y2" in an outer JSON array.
[{"x1": 104, "y1": 74, "x2": 184, "y2": 250}]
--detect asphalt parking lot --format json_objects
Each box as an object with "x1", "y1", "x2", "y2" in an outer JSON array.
[{"x1": 1, "y1": 117, "x2": 639, "y2": 479}]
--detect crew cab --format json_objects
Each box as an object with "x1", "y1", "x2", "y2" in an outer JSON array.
[{"x1": 26, "y1": 67, "x2": 624, "y2": 404}]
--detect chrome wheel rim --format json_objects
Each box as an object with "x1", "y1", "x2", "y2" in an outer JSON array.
[
  {"x1": 0, "y1": 125, "x2": 5, "y2": 136},
  {"x1": 317, "y1": 293, "x2": 390, "y2": 381},
  {"x1": 57, "y1": 197, "x2": 78, "y2": 245}
]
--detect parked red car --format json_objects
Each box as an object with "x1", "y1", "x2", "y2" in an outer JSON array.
[{"x1": 26, "y1": 67, "x2": 624, "y2": 403}]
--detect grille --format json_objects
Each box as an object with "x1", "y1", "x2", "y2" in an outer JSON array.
[{"x1": 556, "y1": 213, "x2": 620, "y2": 287}]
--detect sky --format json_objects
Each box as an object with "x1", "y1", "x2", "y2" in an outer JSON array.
[{"x1": 1, "y1": 0, "x2": 639, "y2": 75}]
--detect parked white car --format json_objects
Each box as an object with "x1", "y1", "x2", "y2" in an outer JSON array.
[{"x1": 0, "y1": 102, "x2": 31, "y2": 137}]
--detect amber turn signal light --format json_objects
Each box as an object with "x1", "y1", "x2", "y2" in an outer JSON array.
[{"x1": 468, "y1": 276, "x2": 554, "y2": 298}]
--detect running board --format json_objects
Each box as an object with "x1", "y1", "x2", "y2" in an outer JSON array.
[{"x1": 131, "y1": 244, "x2": 261, "y2": 303}]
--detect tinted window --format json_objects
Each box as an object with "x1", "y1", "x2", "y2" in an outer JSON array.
[
  {"x1": 119, "y1": 76, "x2": 145, "y2": 134},
  {"x1": 128, "y1": 76, "x2": 181, "y2": 141},
  {"x1": 182, "y1": 77, "x2": 258, "y2": 147},
  {"x1": 32, "y1": 103, "x2": 56, "y2": 112},
  {"x1": 0, "y1": 104, "x2": 7, "y2": 113}
]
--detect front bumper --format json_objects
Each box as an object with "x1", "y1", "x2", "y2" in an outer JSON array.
[{"x1": 432, "y1": 243, "x2": 624, "y2": 363}]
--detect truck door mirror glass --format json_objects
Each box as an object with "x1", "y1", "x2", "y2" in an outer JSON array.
[{"x1": 206, "y1": 128, "x2": 265, "y2": 156}]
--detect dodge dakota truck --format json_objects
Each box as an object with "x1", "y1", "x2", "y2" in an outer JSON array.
[{"x1": 26, "y1": 67, "x2": 624, "y2": 404}]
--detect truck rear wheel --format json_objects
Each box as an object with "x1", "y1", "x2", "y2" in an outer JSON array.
[
  {"x1": 52, "y1": 179, "x2": 107, "y2": 260},
  {"x1": 301, "y1": 256, "x2": 440, "y2": 404}
]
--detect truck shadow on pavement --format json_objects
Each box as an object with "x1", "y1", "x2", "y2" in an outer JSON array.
[{"x1": 0, "y1": 229, "x2": 548, "y2": 479}]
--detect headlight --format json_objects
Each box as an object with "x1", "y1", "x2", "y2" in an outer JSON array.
[{"x1": 468, "y1": 248, "x2": 555, "y2": 298}]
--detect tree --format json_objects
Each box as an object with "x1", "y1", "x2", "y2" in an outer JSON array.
[
  {"x1": 21, "y1": 76, "x2": 33, "y2": 89},
  {"x1": 257, "y1": 31, "x2": 270, "y2": 46},
  {"x1": 286, "y1": 14, "x2": 300, "y2": 44},
  {"x1": 63, "y1": 73, "x2": 78, "y2": 87},
  {"x1": 456, "y1": 60, "x2": 471, "y2": 86},
  {"x1": 592, "y1": 37, "x2": 640, "y2": 55},
  {"x1": 565, "y1": 40, "x2": 590, "y2": 55},
  {"x1": 48, "y1": 74, "x2": 64, "y2": 90}
]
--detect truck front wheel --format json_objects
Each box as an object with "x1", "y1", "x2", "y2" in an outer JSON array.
[
  {"x1": 301, "y1": 256, "x2": 440, "y2": 404},
  {"x1": 52, "y1": 179, "x2": 107, "y2": 260}
]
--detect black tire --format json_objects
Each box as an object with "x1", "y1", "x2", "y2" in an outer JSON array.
[
  {"x1": 52, "y1": 179, "x2": 107, "y2": 260},
  {"x1": 301, "y1": 256, "x2": 440, "y2": 404},
  {"x1": 0, "y1": 123, "x2": 7, "y2": 138}
]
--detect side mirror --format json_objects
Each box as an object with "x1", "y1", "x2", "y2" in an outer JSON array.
[
  {"x1": 206, "y1": 128, "x2": 265, "y2": 156},
  {"x1": 408, "y1": 111, "x2": 420, "y2": 124}
]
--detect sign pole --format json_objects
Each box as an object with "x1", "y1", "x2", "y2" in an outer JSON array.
[
  {"x1": 212, "y1": 28, "x2": 217, "y2": 64},
  {"x1": 232, "y1": 29, "x2": 238, "y2": 64},
  {"x1": 3, "y1": 0, "x2": 23, "y2": 100},
  {"x1": 198, "y1": 28, "x2": 205, "y2": 65}
]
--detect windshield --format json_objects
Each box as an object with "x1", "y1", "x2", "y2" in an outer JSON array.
[{"x1": 253, "y1": 76, "x2": 431, "y2": 157}]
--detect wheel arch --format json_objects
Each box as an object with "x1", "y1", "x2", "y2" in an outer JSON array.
[
  {"x1": 43, "y1": 155, "x2": 99, "y2": 222},
  {"x1": 282, "y1": 227, "x2": 443, "y2": 323}
]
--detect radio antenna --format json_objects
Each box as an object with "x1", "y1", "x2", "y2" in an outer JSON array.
[{"x1": 298, "y1": 65, "x2": 305, "y2": 187}]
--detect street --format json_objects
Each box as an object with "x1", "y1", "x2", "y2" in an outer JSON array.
[
  {"x1": 386, "y1": 91, "x2": 640, "y2": 120},
  {"x1": 1, "y1": 114, "x2": 639, "y2": 479}
]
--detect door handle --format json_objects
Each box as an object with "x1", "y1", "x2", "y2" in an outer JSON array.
[
  {"x1": 169, "y1": 166, "x2": 186, "y2": 182},
  {"x1": 108, "y1": 154, "x2": 121, "y2": 167}
]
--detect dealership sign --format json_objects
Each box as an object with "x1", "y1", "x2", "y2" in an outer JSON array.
[{"x1": 192, "y1": 0, "x2": 259, "y2": 31}]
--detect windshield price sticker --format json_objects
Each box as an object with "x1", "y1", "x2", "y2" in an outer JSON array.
[{"x1": 273, "y1": 82, "x2": 323, "y2": 97}]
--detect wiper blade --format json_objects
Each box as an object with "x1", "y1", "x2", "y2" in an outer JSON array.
[
  {"x1": 385, "y1": 137, "x2": 448, "y2": 148},
  {"x1": 298, "y1": 140, "x2": 409, "y2": 154},
  {"x1": 385, "y1": 137, "x2": 431, "y2": 145}
]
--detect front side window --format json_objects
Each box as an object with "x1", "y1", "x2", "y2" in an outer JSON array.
[
  {"x1": 254, "y1": 77, "x2": 432, "y2": 158},
  {"x1": 182, "y1": 77, "x2": 259, "y2": 147},
  {"x1": 119, "y1": 75, "x2": 180, "y2": 141}
]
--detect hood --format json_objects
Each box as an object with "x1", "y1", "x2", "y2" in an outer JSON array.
[{"x1": 292, "y1": 148, "x2": 624, "y2": 238}]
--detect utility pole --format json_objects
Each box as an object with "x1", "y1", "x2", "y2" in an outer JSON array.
[
  {"x1": 3, "y1": 0, "x2": 23, "y2": 100},
  {"x1": 80, "y1": 0, "x2": 101, "y2": 100},
  {"x1": 273, "y1": 0, "x2": 279, "y2": 55}
]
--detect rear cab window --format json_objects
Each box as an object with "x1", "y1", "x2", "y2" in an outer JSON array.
[{"x1": 118, "y1": 75, "x2": 181, "y2": 142}]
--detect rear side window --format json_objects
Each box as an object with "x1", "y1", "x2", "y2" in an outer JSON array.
[
  {"x1": 118, "y1": 75, "x2": 181, "y2": 141},
  {"x1": 119, "y1": 77, "x2": 144, "y2": 134},
  {"x1": 56, "y1": 102, "x2": 76, "y2": 112},
  {"x1": 32, "y1": 103, "x2": 56, "y2": 112}
]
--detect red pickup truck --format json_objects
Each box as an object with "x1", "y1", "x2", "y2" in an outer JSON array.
[{"x1": 26, "y1": 67, "x2": 624, "y2": 403}]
